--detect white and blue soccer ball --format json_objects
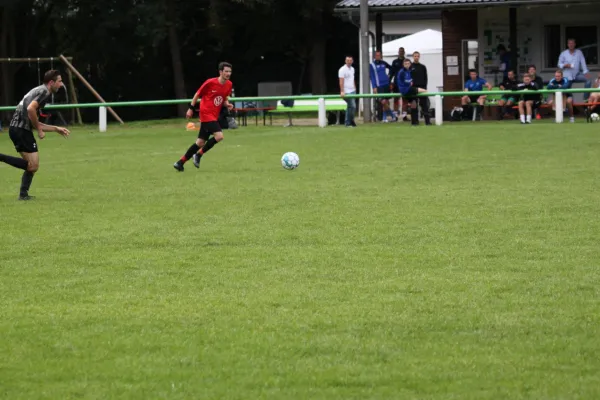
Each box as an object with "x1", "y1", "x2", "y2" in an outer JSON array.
[{"x1": 281, "y1": 152, "x2": 300, "y2": 170}]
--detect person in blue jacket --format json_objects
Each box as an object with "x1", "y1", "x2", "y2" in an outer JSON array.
[
  {"x1": 369, "y1": 50, "x2": 393, "y2": 122},
  {"x1": 396, "y1": 59, "x2": 427, "y2": 126},
  {"x1": 547, "y1": 69, "x2": 574, "y2": 123},
  {"x1": 461, "y1": 69, "x2": 492, "y2": 120}
]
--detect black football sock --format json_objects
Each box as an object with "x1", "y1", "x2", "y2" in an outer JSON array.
[
  {"x1": 20, "y1": 171, "x2": 34, "y2": 197},
  {"x1": 409, "y1": 107, "x2": 418, "y2": 125},
  {"x1": 420, "y1": 98, "x2": 431, "y2": 124},
  {"x1": 199, "y1": 137, "x2": 218, "y2": 156},
  {"x1": 179, "y1": 143, "x2": 200, "y2": 163},
  {"x1": 0, "y1": 153, "x2": 28, "y2": 170}
]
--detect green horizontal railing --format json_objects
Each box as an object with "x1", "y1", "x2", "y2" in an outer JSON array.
[{"x1": 1, "y1": 88, "x2": 598, "y2": 112}]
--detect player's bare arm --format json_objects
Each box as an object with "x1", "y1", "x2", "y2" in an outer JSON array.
[
  {"x1": 27, "y1": 100, "x2": 70, "y2": 139},
  {"x1": 187, "y1": 92, "x2": 201, "y2": 119},
  {"x1": 27, "y1": 100, "x2": 45, "y2": 138}
]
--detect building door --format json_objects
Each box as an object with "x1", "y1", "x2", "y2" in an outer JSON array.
[{"x1": 461, "y1": 39, "x2": 479, "y2": 88}]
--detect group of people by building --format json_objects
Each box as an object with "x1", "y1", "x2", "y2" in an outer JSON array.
[
  {"x1": 338, "y1": 47, "x2": 430, "y2": 127},
  {"x1": 338, "y1": 37, "x2": 599, "y2": 125},
  {"x1": 461, "y1": 38, "x2": 597, "y2": 123}
]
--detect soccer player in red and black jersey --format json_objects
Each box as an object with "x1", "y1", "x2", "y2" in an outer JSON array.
[{"x1": 173, "y1": 62, "x2": 233, "y2": 172}]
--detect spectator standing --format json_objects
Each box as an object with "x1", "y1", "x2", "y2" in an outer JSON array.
[
  {"x1": 389, "y1": 47, "x2": 406, "y2": 120},
  {"x1": 497, "y1": 44, "x2": 512, "y2": 79},
  {"x1": 369, "y1": 50, "x2": 393, "y2": 122},
  {"x1": 558, "y1": 39, "x2": 592, "y2": 100},
  {"x1": 396, "y1": 59, "x2": 427, "y2": 126},
  {"x1": 338, "y1": 56, "x2": 357, "y2": 127},
  {"x1": 410, "y1": 51, "x2": 431, "y2": 125}
]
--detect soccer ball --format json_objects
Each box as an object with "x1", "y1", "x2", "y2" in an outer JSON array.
[
  {"x1": 591, "y1": 113, "x2": 600, "y2": 122},
  {"x1": 281, "y1": 152, "x2": 300, "y2": 170}
]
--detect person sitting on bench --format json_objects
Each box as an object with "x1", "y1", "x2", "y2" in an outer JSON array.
[
  {"x1": 585, "y1": 73, "x2": 600, "y2": 120},
  {"x1": 461, "y1": 69, "x2": 492, "y2": 120},
  {"x1": 547, "y1": 69, "x2": 574, "y2": 123},
  {"x1": 516, "y1": 73, "x2": 540, "y2": 124},
  {"x1": 497, "y1": 69, "x2": 519, "y2": 120}
]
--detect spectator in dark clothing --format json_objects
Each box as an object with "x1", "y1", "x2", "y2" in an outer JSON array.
[
  {"x1": 369, "y1": 50, "x2": 393, "y2": 121},
  {"x1": 497, "y1": 69, "x2": 519, "y2": 120},
  {"x1": 389, "y1": 47, "x2": 406, "y2": 119},
  {"x1": 497, "y1": 44, "x2": 512, "y2": 79},
  {"x1": 527, "y1": 65, "x2": 545, "y2": 119},
  {"x1": 410, "y1": 51, "x2": 431, "y2": 125}
]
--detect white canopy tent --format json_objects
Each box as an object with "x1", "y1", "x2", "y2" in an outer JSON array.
[
  {"x1": 358, "y1": 29, "x2": 445, "y2": 117},
  {"x1": 378, "y1": 29, "x2": 443, "y2": 95}
]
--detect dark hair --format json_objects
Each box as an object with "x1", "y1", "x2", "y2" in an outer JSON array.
[
  {"x1": 555, "y1": 69, "x2": 563, "y2": 75},
  {"x1": 218, "y1": 62, "x2": 232, "y2": 71},
  {"x1": 345, "y1": 55, "x2": 353, "y2": 59},
  {"x1": 43, "y1": 70, "x2": 61, "y2": 84},
  {"x1": 412, "y1": 51, "x2": 420, "y2": 56},
  {"x1": 468, "y1": 69, "x2": 477, "y2": 74},
  {"x1": 507, "y1": 69, "x2": 515, "y2": 74},
  {"x1": 528, "y1": 64, "x2": 537, "y2": 70},
  {"x1": 567, "y1": 38, "x2": 576, "y2": 43},
  {"x1": 375, "y1": 50, "x2": 382, "y2": 54}
]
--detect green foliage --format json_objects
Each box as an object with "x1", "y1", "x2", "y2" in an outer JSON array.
[{"x1": 0, "y1": 0, "x2": 357, "y2": 119}]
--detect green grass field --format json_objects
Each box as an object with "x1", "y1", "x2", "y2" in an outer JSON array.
[{"x1": 1, "y1": 120, "x2": 600, "y2": 399}]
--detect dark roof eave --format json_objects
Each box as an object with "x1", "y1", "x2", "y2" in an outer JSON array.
[{"x1": 334, "y1": 0, "x2": 593, "y2": 13}]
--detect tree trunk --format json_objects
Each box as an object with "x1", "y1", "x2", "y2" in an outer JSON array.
[
  {"x1": 209, "y1": 0, "x2": 220, "y2": 30},
  {"x1": 0, "y1": 8, "x2": 15, "y2": 119},
  {"x1": 297, "y1": 60, "x2": 307, "y2": 94},
  {"x1": 309, "y1": 36, "x2": 327, "y2": 94},
  {"x1": 165, "y1": 0, "x2": 187, "y2": 117}
]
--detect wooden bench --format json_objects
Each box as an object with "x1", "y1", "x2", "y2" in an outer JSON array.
[
  {"x1": 233, "y1": 106, "x2": 275, "y2": 126},
  {"x1": 268, "y1": 98, "x2": 348, "y2": 126}
]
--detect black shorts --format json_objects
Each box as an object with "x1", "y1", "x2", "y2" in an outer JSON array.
[
  {"x1": 469, "y1": 95, "x2": 482, "y2": 103},
  {"x1": 9, "y1": 126, "x2": 38, "y2": 153},
  {"x1": 376, "y1": 85, "x2": 390, "y2": 102},
  {"x1": 521, "y1": 96, "x2": 540, "y2": 104},
  {"x1": 198, "y1": 121, "x2": 222, "y2": 141},
  {"x1": 402, "y1": 86, "x2": 419, "y2": 101}
]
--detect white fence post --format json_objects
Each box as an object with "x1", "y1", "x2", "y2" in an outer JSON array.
[
  {"x1": 318, "y1": 98, "x2": 326, "y2": 128},
  {"x1": 555, "y1": 91, "x2": 563, "y2": 123},
  {"x1": 434, "y1": 95, "x2": 443, "y2": 126},
  {"x1": 99, "y1": 106, "x2": 107, "y2": 132}
]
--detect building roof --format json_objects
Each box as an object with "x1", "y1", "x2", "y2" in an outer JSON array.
[
  {"x1": 337, "y1": 0, "x2": 498, "y2": 6},
  {"x1": 335, "y1": 0, "x2": 591, "y2": 9}
]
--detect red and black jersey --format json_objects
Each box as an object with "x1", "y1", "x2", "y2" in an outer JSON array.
[{"x1": 195, "y1": 78, "x2": 233, "y2": 122}]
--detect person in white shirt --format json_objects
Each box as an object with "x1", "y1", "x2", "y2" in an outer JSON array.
[
  {"x1": 338, "y1": 56, "x2": 357, "y2": 127},
  {"x1": 558, "y1": 38, "x2": 592, "y2": 100}
]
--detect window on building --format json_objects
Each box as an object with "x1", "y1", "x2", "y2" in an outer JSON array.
[
  {"x1": 383, "y1": 34, "x2": 408, "y2": 43},
  {"x1": 544, "y1": 24, "x2": 598, "y2": 69},
  {"x1": 544, "y1": 25, "x2": 561, "y2": 69},
  {"x1": 565, "y1": 26, "x2": 598, "y2": 65}
]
